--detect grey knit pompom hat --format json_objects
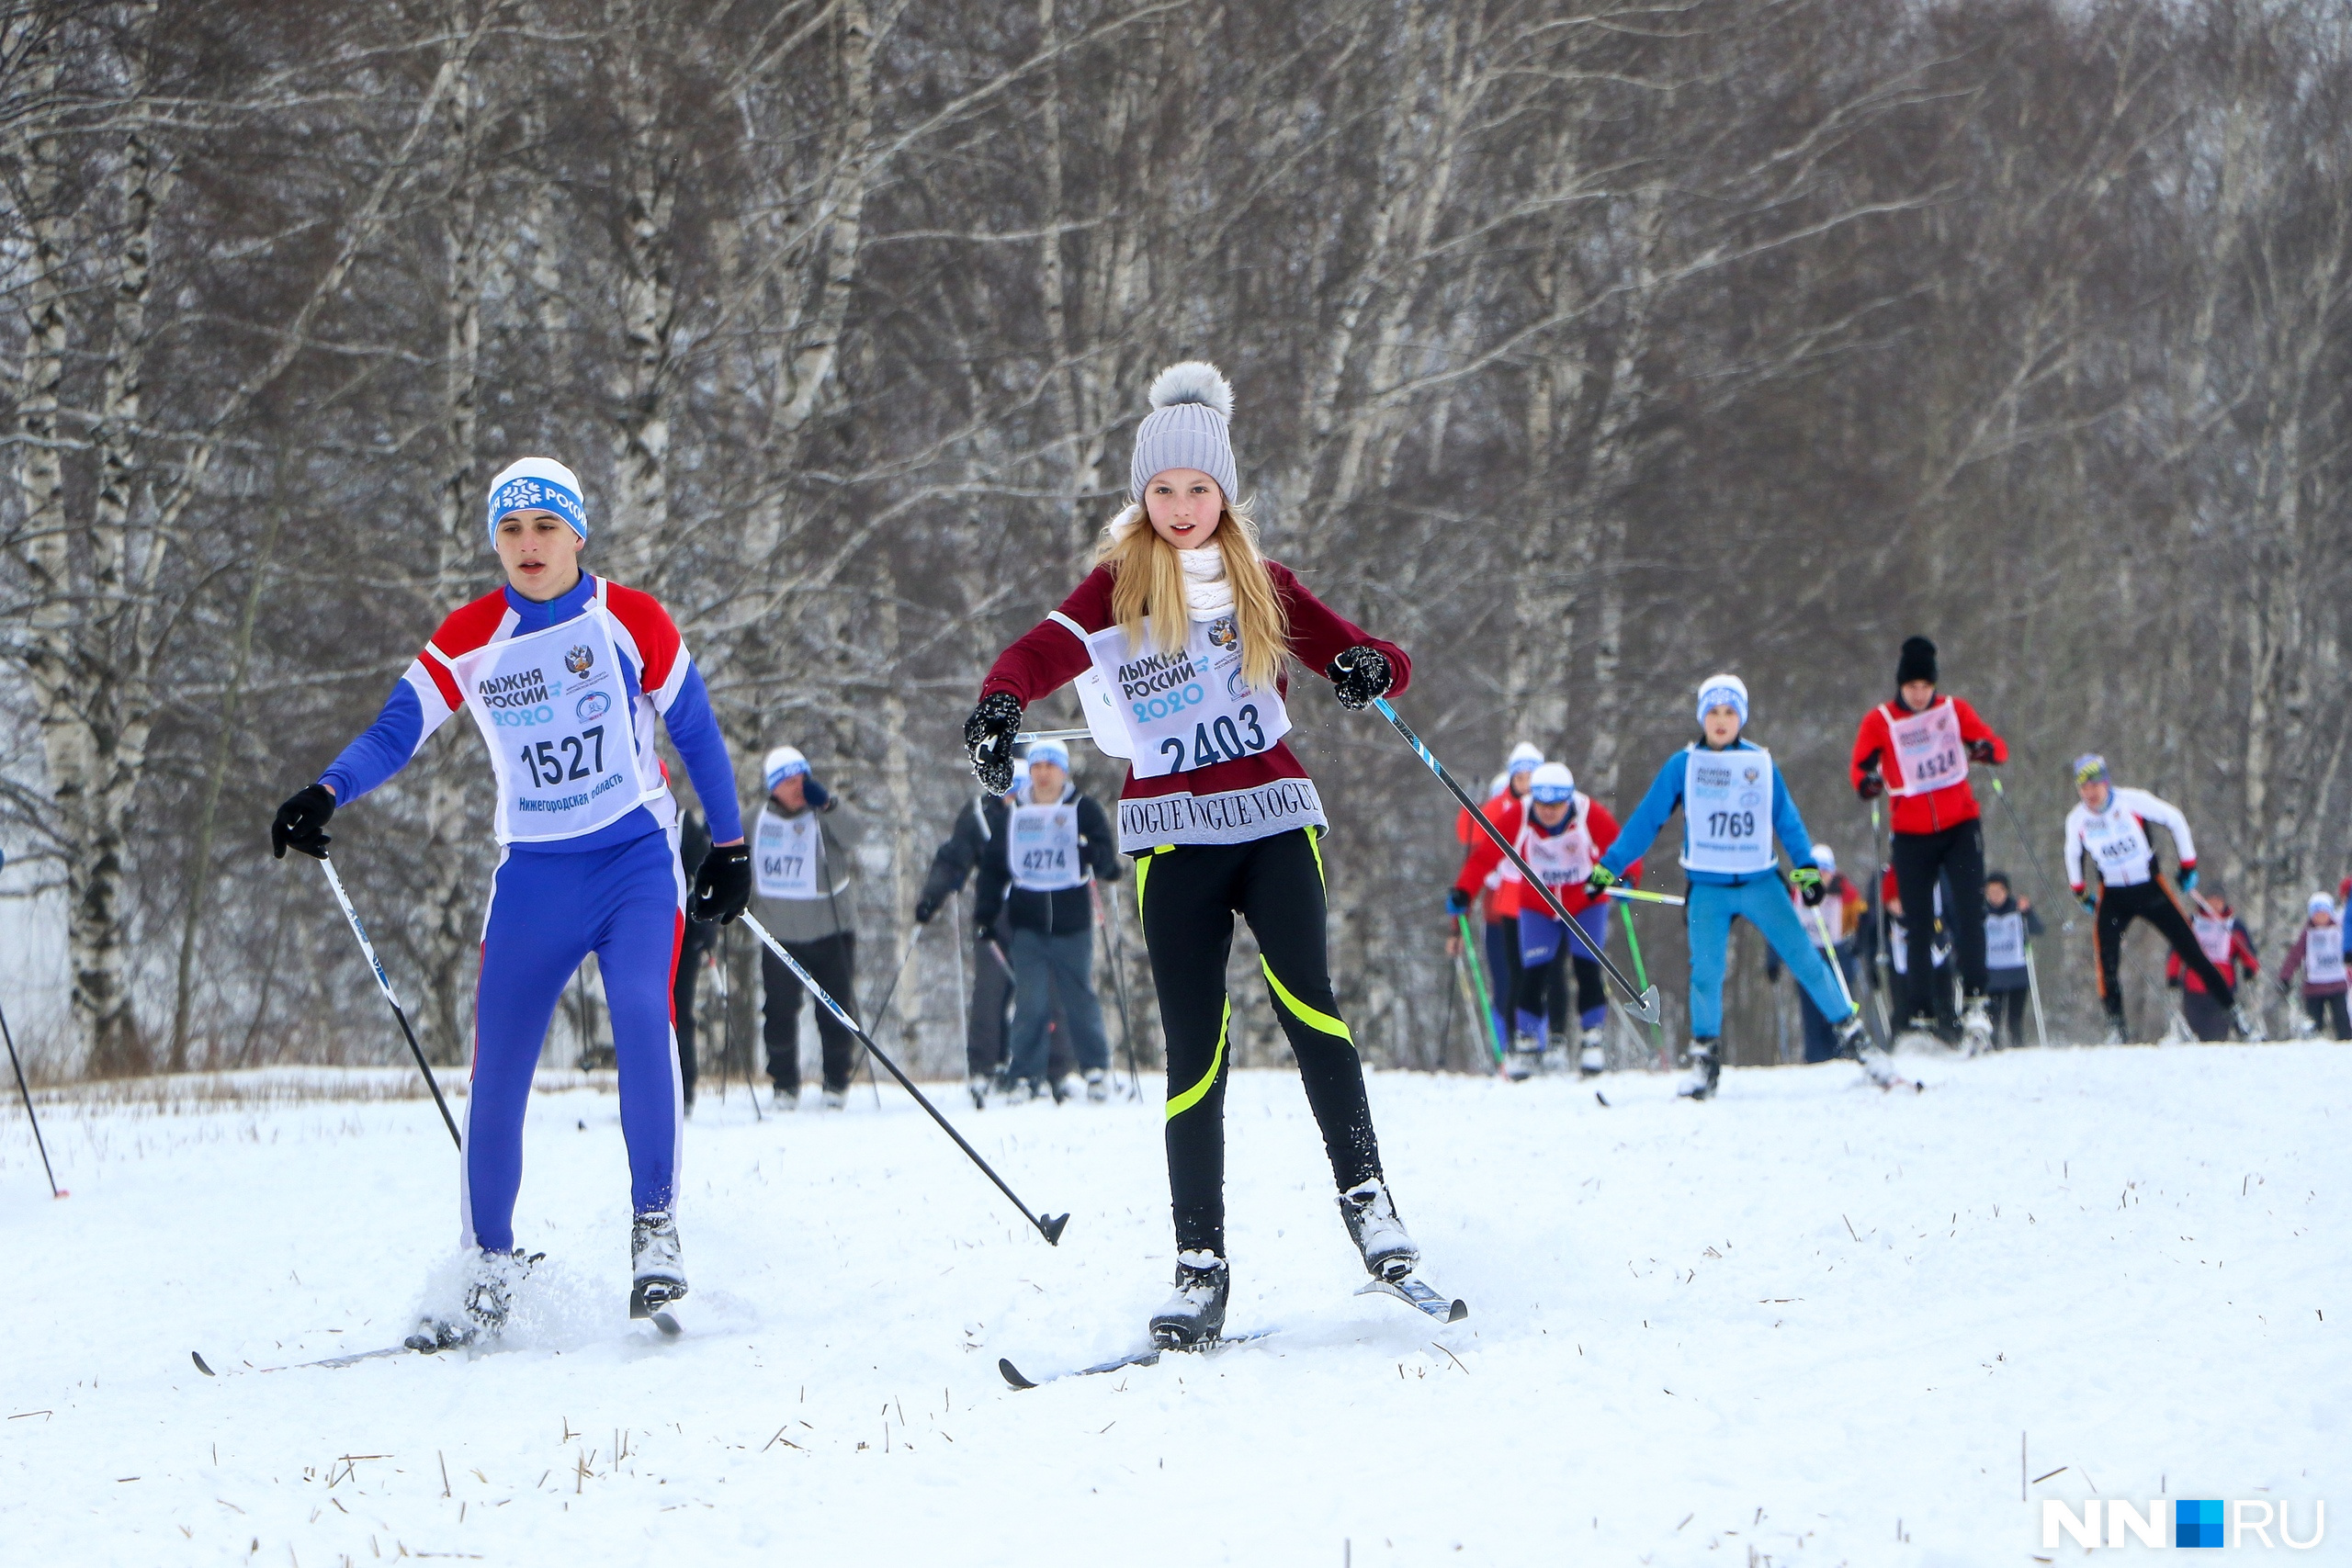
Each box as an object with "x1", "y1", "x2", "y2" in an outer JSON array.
[{"x1": 1127, "y1": 361, "x2": 1238, "y2": 504}]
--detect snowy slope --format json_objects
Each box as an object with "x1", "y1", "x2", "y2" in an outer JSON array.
[{"x1": 2, "y1": 1044, "x2": 2344, "y2": 1566}]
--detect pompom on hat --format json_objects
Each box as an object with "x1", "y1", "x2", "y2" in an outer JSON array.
[
  {"x1": 485, "y1": 457, "x2": 587, "y2": 547},
  {"x1": 1127, "y1": 361, "x2": 1240, "y2": 508}
]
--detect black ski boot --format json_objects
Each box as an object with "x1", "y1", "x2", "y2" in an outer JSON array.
[
  {"x1": 409, "y1": 1247, "x2": 538, "y2": 1350},
  {"x1": 1148, "y1": 1252, "x2": 1230, "y2": 1349},
  {"x1": 1339, "y1": 1179, "x2": 1419, "y2": 1280},
  {"x1": 1836, "y1": 1013, "x2": 1901, "y2": 1088},
  {"x1": 630, "y1": 1209, "x2": 687, "y2": 1317},
  {"x1": 1677, "y1": 1039, "x2": 1722, "y2": 1100}
]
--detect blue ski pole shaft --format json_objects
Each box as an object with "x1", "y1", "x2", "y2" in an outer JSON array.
[
  {"x1": 741, "y1": 913, "x2": 1069, "y2": 1244},
  {"x1": 1373, "y1": 698, "x2": 1660, "y2": 1023}
]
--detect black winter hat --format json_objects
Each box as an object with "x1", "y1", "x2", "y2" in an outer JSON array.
[{"x1": 1895, "y1": 636, "x2": 1938, "y2": 688}]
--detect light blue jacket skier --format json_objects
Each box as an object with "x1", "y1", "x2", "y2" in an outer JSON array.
[{"x1": 1588, "y1": 674, "x2": 1879, "y2": 1095}]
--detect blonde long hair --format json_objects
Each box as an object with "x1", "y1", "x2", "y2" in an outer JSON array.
[{"x1": 1094, "y1": 502, "x2": 1291, "y2": 693}]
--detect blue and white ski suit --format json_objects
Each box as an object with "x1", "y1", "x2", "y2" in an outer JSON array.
[{"x1": 320, "y1": 571, "x2": 742, "y2": 1252}]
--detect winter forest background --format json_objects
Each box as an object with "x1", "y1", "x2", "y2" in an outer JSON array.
[{"x1": 6, "y1": 0, "x2": 2350, "y2": 1086}]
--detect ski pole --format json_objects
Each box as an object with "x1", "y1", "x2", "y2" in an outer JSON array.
[
  {"x1": 1808, "y1": 903, "x2": 1860, "y2": 1013},
  {"x1": 1013, "y1": 728, "x2": 1091, "y2": 746},
  {"x1": 1096, "y1": 887, "x2": 1144, "y2": 1100},
  {"x1": 741, "y1": 913, "x2": 1069, "y2": 1244},
  {"x1": 1990, "y1": 777, "x2": 2075, "y2": 933},
  {"x1": 1455, "y1": 913, "x2": 1505, "y2": 1070},
  {"x1": 314, "y1": 853, "x2": 462, "y2": 1149},
  {"x1": 1868, "y1": 795, "x2": 1900, "y2": 1036},
  {"x1": 858, "y1": 921, "x2": 927, "y2": 1109},
  {"x1": 1372, "y1": 698, "x2": 1661, "y2": 1022},
  {"x1": 2024, "y1": 944, "x2": 2050, "y2": 1049},
  {"x1": 1617, "y1": 900, "x2": 1670, "y2": 1071},
  {"x1": 1446, "y1": 942, "x2": 1480, "y2": 1072},
  {"x1": 0, "y1": 981, "x2": 63, "y2": 1198},
  {"x1": 1602, "y1": 886, "x2": 1685, "y2": 907}
]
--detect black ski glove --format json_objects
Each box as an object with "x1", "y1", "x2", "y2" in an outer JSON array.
[
  {"x1": 1966, "y1": 739, "x2": 1998, "y2": 764},
  {"x1": 1856, "y1": 772, "x2": 1886, "y2": 802},
  {"x1": 965, "y1": 693, "x2": 1023, "y2": 794},
  {"x1": 1789, "y1": 865, "x2": 1827, "y2": 907},
  {"x1": 689, "y1": 842, "x2": 752, "y2": 925},
  {"x1": 271, "y1": 784, "x2": 336, "y2": 861},
  {"x1": 1326, "y1": 645, "x2": 1393, "y2": 710},
  {"x1": 914, "y1": 892, "x2": 942, "y2": 925}
]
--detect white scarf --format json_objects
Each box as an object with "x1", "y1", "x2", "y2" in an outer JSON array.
[
  {"x1": 1106, "y1": 502, "x2": 1238, "y2": 618},
  {"x1": 1180, "y1": 544, "x2": 1235, "y2": 618}
]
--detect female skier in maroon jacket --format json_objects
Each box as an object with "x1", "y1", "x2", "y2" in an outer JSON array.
[{"x1": 963, "y1": 362, "x2": 1430, "y2": 1348}]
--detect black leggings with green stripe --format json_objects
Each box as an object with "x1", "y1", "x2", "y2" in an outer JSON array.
[{"x1": 1136, "y1": 828, "x2": 1383, "y2": 1258}]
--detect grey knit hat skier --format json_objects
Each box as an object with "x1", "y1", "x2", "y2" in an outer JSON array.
[{"x1": 1128, "y1": 362, "x2": 1239, "y2": 504}]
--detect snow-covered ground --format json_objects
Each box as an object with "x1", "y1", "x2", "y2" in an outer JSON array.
[{"x1": 3, "y1": 1043, "x2": 2344, "y2": 1566}]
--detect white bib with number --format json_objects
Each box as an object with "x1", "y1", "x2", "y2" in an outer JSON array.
[
  {"x1": 1984, "y1": 908, "x2": 2027, "y2": 969},
  {"x1": 2193, "y1": 913, "x2": 2235, "y2": 968},
  {"x1": 2304, "y1": 928, "x2": 2346, "y2": 986},
  {"x1": 1009, "y1": 800, "x2": 1086, "y2": 892},
  {"x1": 1682, "y1": 746, "x2": 1775, "y2": 876},
  {"x1": 1888, "y1": 698, "x2": 1968, "y2": 797},
  {"x1": 1514, "y1": 802, "x2": 1596, "y2": 888},
  {"x1": 454, "y1": 593, "x2": 662, "y2": 843},
  {"x1": 2080, "y1": 804, "x2": 2154, "y2": 886},
  {"x1": 1083, "y1": 613, "x2": 1291, "y2": 781},
  {"x1": 753, "y1": 808, "x2": 822, "y2": 899}
]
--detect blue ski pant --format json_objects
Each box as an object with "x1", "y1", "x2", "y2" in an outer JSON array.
[
  {"x1": 1007, "y1": 925, "x2": 1110, "y2": 1084},
  {"x1": 1516, "y1": 904, "x2": 1612, "y2": 1040},
  {"x1": 1687, "y1": 877, "x2": 1854, "y2": 1041},
  {"x1": 464, "y1": 826, "x2": 685, "y2": 1253}
]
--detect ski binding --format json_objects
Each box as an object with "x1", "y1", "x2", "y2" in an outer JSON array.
[{"x1": 630, "y1": 1280, "x2": 685, "y2": 1337}]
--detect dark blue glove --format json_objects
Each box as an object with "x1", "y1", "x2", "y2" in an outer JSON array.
[
  {"x1": 803, "y1": 774, "x2": 833, "y2": 811},
  {"x1": 1444, "y1": 887, "x2": 1471, "y2": 918},
  {"x1": 2177, "y1": 866, "x2": 2198, "y2": 892}
]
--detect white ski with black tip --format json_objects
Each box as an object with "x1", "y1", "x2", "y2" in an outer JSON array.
[
  {"x1": 1357, "y1": 1272, "x2": 1469, "y2": 1324},
  {"x1": 999, "y1": 1329, "x2": 1278, "y2": 1390}
]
